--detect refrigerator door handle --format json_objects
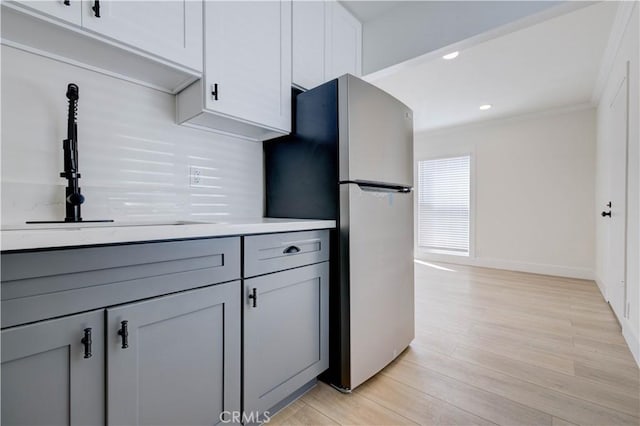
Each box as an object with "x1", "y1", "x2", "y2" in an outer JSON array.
[{"x1": 340, "y1": 180, "x2": 412, "y2": 193}]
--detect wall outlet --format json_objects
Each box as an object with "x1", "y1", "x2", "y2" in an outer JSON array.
[{"x1": 190, "y1": 166, "x2": 203, "y2": 186}]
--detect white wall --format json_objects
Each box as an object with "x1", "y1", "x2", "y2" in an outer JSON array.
[
  {"x1": 415, "y1": 107, "x2": 596, "y2": 279},
  {"x1": 595, "y1": 3, "x2": 639, "y2": 365},
  {"x1": 1, "y1": 46, "x2": 264, "y2": 225}
]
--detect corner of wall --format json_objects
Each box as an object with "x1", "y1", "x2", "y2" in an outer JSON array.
[
  {"x1": 623, "y1": 323, "x2": 640, "y2": 367},
  {"x1": 594, "y1": 274, "x2": 608, "y2": 300}
]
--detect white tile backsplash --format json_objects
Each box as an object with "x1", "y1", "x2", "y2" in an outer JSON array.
[{"x1": 1, "y1": 46, "x2": 264, "y2": 225}]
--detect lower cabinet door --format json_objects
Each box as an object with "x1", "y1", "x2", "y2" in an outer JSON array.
[
  {"x1": 244, "y1": 262, "x2": 329, "y2": 419},
  {"x1": 1, "y1": 310, "x2": 104, "y2": 426},
  {"x1": 106, "y1": 281, "x2": 241, "y2": 426}
]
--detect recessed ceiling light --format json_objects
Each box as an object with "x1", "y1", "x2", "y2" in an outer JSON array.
[
  {"x1": 442, "y1": 51, "x2": 459, "y2": 60},
  {"x1": 479, "y1": 104, "x2": 492, "y2": 111}
]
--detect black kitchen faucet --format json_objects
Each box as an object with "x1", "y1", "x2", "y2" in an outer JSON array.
[
  {"x1": 27, "y1": 83, "x2": 112, "y2": 224},
  {"x1": 60, "y1": 83, "x2": 84, "y2": 222}
]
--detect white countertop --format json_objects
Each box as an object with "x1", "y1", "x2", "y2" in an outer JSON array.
[{"x1": 1, "y1": 218, "x2": 336, "y2": 252}]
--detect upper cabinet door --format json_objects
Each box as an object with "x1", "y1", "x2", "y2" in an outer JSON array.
[
  {"x1": 204, "y1": 0, "x2": 292, "y2": 133},
  {"x1": 325, "y1": 1, "x2": 362, "y2": 80},
  {"x1": 81, "y1": 0, "x2": 203, "y2": 72},
  {"x1": 292, "y1": 1, "x2": 325, "y2": 90},
  {"x1": 9, "y1": 0, "x2": 82, "y2": 26}
]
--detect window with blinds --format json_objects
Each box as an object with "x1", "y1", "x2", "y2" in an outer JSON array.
[{"x1": 417, "y1": 155, "x2": 471, "y2": 256}]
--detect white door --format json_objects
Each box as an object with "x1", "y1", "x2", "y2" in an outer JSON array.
[
  {"x1": 204, "y1": 1, "x2": 291, "y2": 133},
  {"x1": 81, "y1": 0, "x2": 203, "y2": 71},
  {"x1": 604, "y1": 71, "x2": 628, "y2": 321}
]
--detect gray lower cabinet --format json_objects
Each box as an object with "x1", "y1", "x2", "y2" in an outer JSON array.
[
  {"x1": 1, "y1": 236, "x2": 242, "y2": 426},
  {"x1": 107, "y1": 281, "x2": 241, "y2": 426},
  {"x1": 1, "y1": 230, "x2": 332, "y2": 426},
  {"x1": 1, "y1": 310, "x2": 105, "y2": 426},
  {"x1": 243, "y1": 262, "x2": 329, "y2": 419}
]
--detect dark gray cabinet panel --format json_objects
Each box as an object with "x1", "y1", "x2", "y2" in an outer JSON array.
[
  {"x1": 1, "y1": 310, "x2": 104, "y2": 426},
  {"x1": 106, "y1": 281, "x2": 241, "y2": 426},
  {"x1": 243, "y1": 262, "x2": 329, "y2": 416},
  {"x1": 2, "y1": 237, "x2": 240, "y2": 328}
]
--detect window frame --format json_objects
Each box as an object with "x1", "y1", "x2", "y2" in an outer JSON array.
[{"x1": 415, "y1": 152, "x2": 476, "y2": 260}]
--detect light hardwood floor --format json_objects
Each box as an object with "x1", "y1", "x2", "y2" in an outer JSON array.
[{"x1": 270, "y1": 261, "x2": 640, "y2": 425}]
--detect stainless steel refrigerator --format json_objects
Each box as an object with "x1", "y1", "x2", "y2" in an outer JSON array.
[{"x1": 264, "y1": 74, "x2": 414, "y2": 391}]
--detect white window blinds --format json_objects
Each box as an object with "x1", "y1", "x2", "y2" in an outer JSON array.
[{"x1": 418, "y1": 155, "x2": 470, "y2": 255}]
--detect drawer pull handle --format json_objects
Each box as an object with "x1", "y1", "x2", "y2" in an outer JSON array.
[
  {"x1": 118, "y1": 320, "x2": 129, "y2": 349},
  {"x1": 81, "y1": 328, "x2": 92, "y2": 359},
  {"x1": 249, "y1": 288, "x2": 257, "y2": 308},
  {"x1": 283, "y1": 245, "x2": 301, "y2": 254}
]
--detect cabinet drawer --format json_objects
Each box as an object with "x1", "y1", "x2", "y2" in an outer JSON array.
[
  {"x1": 1, "y1": 237, "x2": 240, "y2": 328},
  {"x1": 243, "y1": 230, "x2": 329, "y2": 277}
]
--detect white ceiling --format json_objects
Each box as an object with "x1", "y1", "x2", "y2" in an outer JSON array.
[
  {"x1": 366, "y1": 1, "x2": 617, "y2": 132},
  {"x1": 340, "y1": 1, "x2": 405, "y2": 22}
]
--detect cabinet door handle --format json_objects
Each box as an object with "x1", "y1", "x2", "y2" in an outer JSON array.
[
  {"x1": 283, "y1": 245, "x2": 301, "y2": 254},
  {"x1": 92, "y1": 0, "x2": 101, "y2": 17},
  {"x1": 601, "y1": 211, "x2": 612, "y2": 217},
  {"x1": 118, "y1": 320, "x2": 129, "y2": 349},
  {"x1": 81, "y1": 328, "x2": 92, "y2": 359},
  {"x1": 248, "y1": 288, "x2": 257, "y2": 308},
  {"x1": 211, "y1": 83, "x2": 218, "y2": 101}
]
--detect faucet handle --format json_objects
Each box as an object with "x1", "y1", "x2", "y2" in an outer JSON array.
[{"x1": 67, "y1": 192, "x2": 85, "y2": 206}]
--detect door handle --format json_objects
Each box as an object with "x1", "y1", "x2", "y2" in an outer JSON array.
[
  {"x1": 248, "y1": 288, "x2": 257, "y2": 308},
  {"x1": 81, "y1": 328, "x2": 92, "y2": 359},
  {"x1": 92, "y1": 0, "x2": 100, "y2": 18},
  {"x1": 601, "y1": 211, "x2": 611, "y2": 217},
  {"x1": 118, "y1": 320, "x2": 129, "y2": 349}
]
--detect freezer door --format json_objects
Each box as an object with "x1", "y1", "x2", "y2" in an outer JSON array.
[
  {"x1": 338, "y1": 75, "x2": 413, "y2": 186},
  {"x1": 340, "y1": 182, "x2": 415, "y2": 389}
]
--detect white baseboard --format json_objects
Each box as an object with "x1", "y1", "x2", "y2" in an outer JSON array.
[
  {"x1": 622, "y1": 322, "x2": 640, "y2": 367},
  {"x1": 415, "y1": 253, "x2": 594, "y2": 280}
]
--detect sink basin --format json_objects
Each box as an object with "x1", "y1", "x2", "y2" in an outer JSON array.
[{"x1": 2, "y1": 221, "x2": 214, "y2": 231}]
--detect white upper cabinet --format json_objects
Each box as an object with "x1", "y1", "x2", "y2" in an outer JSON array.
[
  {"x1": 81, "y1": 0, "x2": 202, "y2": 72},
  {"x1": 292, "y1": 0, "x2": 362, "y2": 90},
  {"x1": 292, "y1": 1, "x2": 326, "y2": 90},
  {"x1": 325, "y1": 1, "x2": 362, "y2": 81},
  {"x1": 10, "y1": 0, "x2": 81, "y2": 25},
  {"x1": 2, "y1": 1, "x2": 202, "y2": 92},
  {"x1": 177, "y1": 1, "x2": 292, "y2": 141}
]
